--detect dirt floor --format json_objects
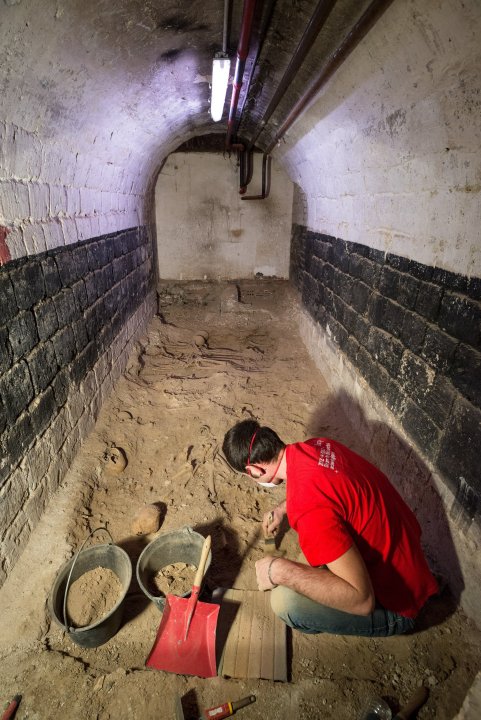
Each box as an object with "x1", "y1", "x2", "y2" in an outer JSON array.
[{"x1": 1, "y1": 279, "x2": 480, "y2": 720}]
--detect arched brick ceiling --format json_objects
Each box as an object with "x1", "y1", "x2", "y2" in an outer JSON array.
[{"x1": 0, "y1": 0, "x2": 371, "y2": 188}]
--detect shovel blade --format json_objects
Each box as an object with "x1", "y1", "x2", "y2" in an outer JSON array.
[{"x1": 146, "y1": 594, "x2": 219, "y2": 678}]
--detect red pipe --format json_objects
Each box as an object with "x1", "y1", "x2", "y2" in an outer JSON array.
[
  {"x1": 225, "y1": 0, "x2": 257, "y2": 150},
  {"x1": 265, "y1": 0, "x2": 394, "y2": 154}
]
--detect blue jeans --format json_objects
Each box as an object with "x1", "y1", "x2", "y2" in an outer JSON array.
[{"x1": 270, "y1": 586, "x2": 415, "y2": 637}]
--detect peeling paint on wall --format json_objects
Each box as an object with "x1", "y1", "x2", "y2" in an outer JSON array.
[{"x1": 0, "y1": 227, "x2": 12, "y2": 265}]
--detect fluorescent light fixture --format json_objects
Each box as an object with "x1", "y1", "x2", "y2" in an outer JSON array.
[{"x1": 211, "y1": 53, "x2": 230, "y2": 122}]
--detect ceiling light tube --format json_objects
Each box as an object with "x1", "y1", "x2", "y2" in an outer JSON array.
[{"x1": 211, "y1": 53, "x2": 230, "y2": 122}]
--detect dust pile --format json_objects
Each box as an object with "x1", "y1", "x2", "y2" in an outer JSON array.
[{"x1": 0, "y1": 280, "x2": 480, "y2": 720}]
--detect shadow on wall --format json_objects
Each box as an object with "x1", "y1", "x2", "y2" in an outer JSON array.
[{"x1": 306, "y1": 390, "x2": 463, "y2": 628}]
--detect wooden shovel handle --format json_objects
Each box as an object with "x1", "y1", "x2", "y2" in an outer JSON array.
[{"x1": 193, "y1": 535, "x2": 211, "y2": 588}]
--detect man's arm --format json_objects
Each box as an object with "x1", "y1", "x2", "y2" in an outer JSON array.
[{"x1": 256, "y1": 543, "x2": 375, "y2": 616}]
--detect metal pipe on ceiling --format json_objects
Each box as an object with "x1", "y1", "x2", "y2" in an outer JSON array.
[
  {"x1": 241, "y1": 154, "x2": 272, "y2": 200},
  {"x1": 264, "y1": 0, "x2": 395, "y2": 154},
  {"x1": 235, "y1": 0, "x2": 278, "y2": 139},
  {"x1": 225, "y1": 0, "x2": 257, "y2": 150},
  {"x1": 247, "y1": 0, "x2": 337, "y2": 152}
]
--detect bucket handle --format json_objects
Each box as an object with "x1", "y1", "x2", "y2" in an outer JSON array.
[{"x1": 62, "y1": 526, "x2": 115, "y2": 633}]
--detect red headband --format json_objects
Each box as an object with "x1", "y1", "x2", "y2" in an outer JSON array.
[{"x1": 247, "y1": 430, "x2": 257, "y2": 467}]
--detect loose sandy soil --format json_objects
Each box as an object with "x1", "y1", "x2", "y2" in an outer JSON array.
[{"x1": 1, "y1": 280, "x2": 480, "y2": 720}]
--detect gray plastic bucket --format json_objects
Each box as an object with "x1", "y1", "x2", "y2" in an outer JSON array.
[
  {"x1": 49, "y1": 541, "x2": 132, "y2": 648},
  {"x1": 136, "y1": 526, "x2": 211, "y2": 610}
]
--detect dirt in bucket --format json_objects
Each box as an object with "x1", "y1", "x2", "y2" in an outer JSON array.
[
  {"x1": 66, "y1": 567, "x2": 123, "y2": 627},
  {"x1": 148, "y1": 562, "x2": 197, "y2": 597}
]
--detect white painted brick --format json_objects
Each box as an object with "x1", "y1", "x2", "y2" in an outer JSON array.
[
  {"x1": 66, "y1": 186, "x2": 81, "y2": 215},
  {"x1": 28, "y1": 182, "x2": 50, "y2": 220},
  {"x1": 59, "y1": 217, "x2": 79, "y2": 246},
  {"x1": 0, "y1": 467, "x2": 29, "y2": 530},
  {"x1": 49, "y1": 184, "x2": 68, "y2": 216},
  {"x1": 25, "y1": 438, "x2": 52, "y2": 490},
  {"x1": 48, "y1": 408, "x2": 72, "y2": 454},
  {"x1": 44, "y1": 217, "x2": 65, "y2": 250},
  {"x1": 79, "y1": 369, "x2": 98, "y2": 401},
  {"x1": 0, "y1": 180, "x2": 30, "y2": 221},
  {"x1": 24, "y1": 482, "x2": 49, "y2": 528},
  {"x1": 21, "y1": 221, "x2": 47, "y2": 254},
  {"x1": 66, "y1": 390, "x2": 86, "y2": 428},
  {"x1": 75, "y1": 215, "x2": 92, "y2": 241},
  {"x1": 73, "y1": 154, "x2": 91, "y2": 186},
  {"x1": 0, "y1": 513, "x2": 31, "y2": 572},
  {"x1": 60, "y1": 425, "x2": 81, "y2": 468},
  {"x1": 0, "y1": 121, "x2": 9, "y2": 178},
  {"x1": 12, "y1": 126, "x2": 42, "y2": 181},
  {"x1": 98, "y1": 213, "x2": 111, "y2": 235},
  {"x1": 4, "y1": 225, "x2": 26, "y2": 260},
  {"x1": 80, "y1": 187, "x2": 96, "y2": 215},
  {"x1": 77, "y1": 409, "x2": 94, "y2": 443}
]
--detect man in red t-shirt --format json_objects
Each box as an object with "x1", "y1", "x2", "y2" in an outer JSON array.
[{"x1": 222, "y1": 419, "x2": 438, "y2": 636}]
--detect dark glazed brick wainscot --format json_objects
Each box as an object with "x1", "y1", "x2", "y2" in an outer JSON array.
[{"x1": 290, "y1": 224, "x2": 481, "y2": 525}]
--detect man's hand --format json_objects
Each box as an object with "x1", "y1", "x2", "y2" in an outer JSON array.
[
  {"x1": 255, "y1": 556, "x2": 285, "y2": 591},
  {"x1": 262, "y1": 501, "x2": 286, "y2": 537}
]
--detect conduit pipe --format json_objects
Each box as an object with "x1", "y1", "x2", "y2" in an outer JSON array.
[
  {"x1": 241, "y1": 154, "x2": 271, "y2": 200},
  {"x1": 236, "y1": 0, "x2": 278, "y2": 136},
  {"x1": 225, "y1": 0, "x2": 257, "y2": 150},
  {"x1": 264, "y1": 0, "x2": 395, "y2": 154},
  {"x1": 247, "y1": 0, "x2": 337, "y2": 152}
]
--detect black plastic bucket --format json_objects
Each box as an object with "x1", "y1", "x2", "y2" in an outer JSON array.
[
  {"x1": 49, "y1": 540, "x2": 132, "y2": 648},
  {"x1": 136, "y1": 526, "x2": 211, "y2": 610}
]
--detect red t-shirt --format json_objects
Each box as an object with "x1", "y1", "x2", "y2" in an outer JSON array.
[{"x1": 285, "y1": 439, "x2": 438, "y2": 618}]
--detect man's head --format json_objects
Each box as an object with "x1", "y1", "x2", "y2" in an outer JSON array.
[{"x1": 222, "y1": 419, "x2": 285, "y2": 481}]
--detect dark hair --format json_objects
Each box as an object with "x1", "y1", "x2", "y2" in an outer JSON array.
[{"x1": 222, "y1": 419, "x2": 285, "y2": 472}]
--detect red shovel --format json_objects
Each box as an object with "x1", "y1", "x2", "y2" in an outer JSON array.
[{"x1": 146, "y1": 534, "x2": 219, "y2": 678}]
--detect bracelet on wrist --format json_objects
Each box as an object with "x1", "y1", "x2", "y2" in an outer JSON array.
[{"x1": 267, "y1": 557, "x2": 281, "y2": 588}]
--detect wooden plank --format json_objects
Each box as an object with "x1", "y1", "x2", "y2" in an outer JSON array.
[
  {"x1": 233, "y1": 588, "x2": 255, "y2": 678},
  {"x1": 219, "y1": 589, "x2": 242, "y2": 678},
  {"x1": 219, "y1": 589, "x2": 287, "y2": 681},
  {"x1": 246, "y1": 588, "x2": 265, "y2": 678},
  {"x1": 273, "y1": 611, "x2": 288, "y2": 682},
  {"x1": 260, "y1": 591, "x2": 275, "y2": 679}
]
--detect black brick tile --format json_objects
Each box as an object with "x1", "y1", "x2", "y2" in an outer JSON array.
[
  {"x1": 347, "y1": 241, "x2": 370, "y2": 258},
  {"x1": 367, "y1": 327, "x2": 403, "y2": 376},
  {"x1": 379, "y1": 265, "x2": 401, "y2": 301},
  {"x1": 432, "y1": 267, "x2": 468, "y2": 294},
  {"x1": 41, "y1": 256, "x2": 62, "y2": 295},
  {"x1": 72, "y1": 279, "x2": 89, "y2": 311},
  {"x1": 70, "y1": 341, "x2": 98, "y2": 385},
  {"x1": 29, "y1": 387, "x2": 57, "y2": 436},
  {"x1": 33, "y1": 299, "x2": 59, "y2": 341},
  {"x1": 436, "y1": 397, "x2": 481, "y2": 495},
  {"x1": 52, "y1": 367, "x2": 70, "y2": 407},
  {"x1": 438, "y1": 292, "x2": 481, "y2": 346},
  {"x1": 0, "y1": 395, "x2": 7, "y2": 434},
  {"x1": 401, "y1": 399, "x2": 441, "y2": 461},
  {"x1": 0, "y1": 273, "x2": 17, "y2": 323},
  {"x1": 84, "y1": 273, "x2": 98, "y2": 304},
  {"x1": 52, "y1": 326, "x2": 76, "y2": 367},
  {"x1": 415, "y1": 281, "x2": 443, "y2": 321},
  {"x1": 331, "y1": 239, "x2": 350, "y2": 272},
  {"x1": 449, "y1": 344, "x2": 481, "y2": 408},
  {"x1": 416, "y1": 376, "x2": 456, "y2": 428},
  {"x1": 8, "y1": 310, "x2": 38, "y2": 360},
  {"x1": 27, "y1": 341, "x2": 58, "y2": 393},
  {"x1": 349, "y1": 255, "x2": 380, "y2": 288},
  {"x1": 0, "y1": 326, "x2": 12, "y2": 374},
  {"x1": 399, "y1": 351, "x2": 435, "y2": 401},
  {"x1": 54, "y1": 288, "x2": 79, "y2": 327},
  {"x1": 11, "y1": 261, "x2": 45, "y2": 310},
  {"x1": 368, "y1": 247, "x2": 385, "y2": 265},
  {"x1": 350, "y1": 280, "x2": 370, "y2": 314},
  {"x1": 421, "y1": 325, "x2": 458, "y2": 372},
  {"x1": 0, "y1": 360, "x2": 34, "y2": 422},
  {"x1": 401, "y1": 311, "x2": 426, "y2": 354},
  {"x1": 72, "y1": 318, "x2": 89, "y2": 353},
  {"x1": 2, "y1": 412, "x2": 35, "y2": 468},
  {"x1": 466, "y1": 276, "x2": 481, "y2": 301},
  {"x1": 55, "y1": 251, "x2": 79, "y2": 287}
]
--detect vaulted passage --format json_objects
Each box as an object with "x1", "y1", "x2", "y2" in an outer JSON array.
[{"x1": 1, "y1": 1, "x2": 480, "y2": 717}]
